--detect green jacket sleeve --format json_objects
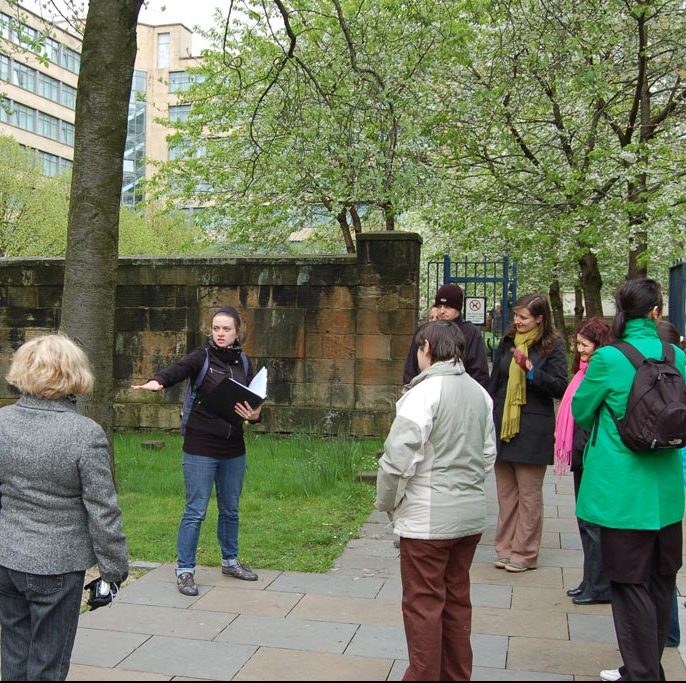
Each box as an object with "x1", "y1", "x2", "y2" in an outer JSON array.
[{"x1": 572, "y1": 350, "x2": 610, "y2": 431}]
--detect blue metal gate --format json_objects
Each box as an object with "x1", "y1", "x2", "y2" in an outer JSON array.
[
  {"x1": 669, "y1": 259, "x2": 686, "y2": 337},
  {"x1": 426, "y1": 255, "x2": 518, "y2": 358}
]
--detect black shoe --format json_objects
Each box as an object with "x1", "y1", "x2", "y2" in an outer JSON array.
[
  {"x1": 572, "y1": 595, "x2": 611, "y2": 605},
  {"x1": 566, "y1": 586, "x2": 584, "y2": 597},
  {"x1": 222, "y1": 560, "x2": 258, "y2": 581}
]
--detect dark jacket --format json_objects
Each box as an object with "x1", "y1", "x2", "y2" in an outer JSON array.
[
  {"x1": 403, "y1": 318, "x2": 489, "y2": 388},
  {"x1": 488, "y1": 335, "x2": 568, "y2": 465},
  {"x1": 154, "y1": 343, "x2": 254, "y2": 458},
  {"x1": 570, "y1": 423, "x2": 589, "y2": 472}
]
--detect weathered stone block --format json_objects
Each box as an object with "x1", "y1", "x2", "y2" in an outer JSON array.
[
  {"x1": 355, "y1": 385, "x2": 400, "y2": 410},
  {"x1": 355, "y1": 334, "x2": 391, "y2": 360},
  {"x1": 356, "y1": 309, "x2": 416, "y2": 335},
  {"x1": 330, "y1": 382, "x2": 355, "y2": 408},
  {"x1": 355, "y1": 359, "x2": 405, "y2": 386},
  {"x1": 391, "y1": 334, "x2": 412, "y2": 361},
  {"x1": 306, "y1": 309, "x2": 355, "y2": 335},
  {"x1": 291, "y1": 382, "x2": 332, "y2": 407},
  {"x1": 304, "y1": 358, "x2": 356, "y2": 385},
  {"x1": 36, "y1": 286, "x2": 62, "y2": 309},
  {"x1": 321, "y1": 334, "x2": 356, "y2": 360},
  {"x1": 352, "y1": 411, "x2": 394, "y2": 437},
  {"x1": 7, "y1": 287, "x2": 37, "y2": 308},
  {"x1": 115, "y1": 308, "x2": 148, "y2": 331}
]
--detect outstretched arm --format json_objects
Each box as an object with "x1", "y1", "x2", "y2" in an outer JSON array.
[{"x1": 130, "y1": 379, "x2": 164, "y2": 391}]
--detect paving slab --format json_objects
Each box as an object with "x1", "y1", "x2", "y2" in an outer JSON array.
[
  {"x1": 507, "y1": 636, "x2": 621, "y2": 677},
  {"x1": 473, "y1": 606, "x2": 568, "y2": 639},
  {"x1": 190, "y1": 586, "x2": 303, "y2": 618},
  {"x1": 116, "y1": 635, "x2": 257, "y2": 679},
  {"x1": 116, "y1": 578, "x2": 212, "y2": 608},
  {"x1": 70, "y1": 628, "x2": 151, "y2": 668},
  {"x1": 79, "y1": 602, "x2": 237, "y2": 640},
  {"x1": 67, "y1": 664, "x2": 171, "y2": 680},
  {"x1": 471, "y1": 582, "x2": 512, "y2": 608},
  {"x1": 215, "y1": 613, "x2": 358, "y2": 654},
  {"x1": 231, "y1": 647, "x2": 393, "y2": 681},
  {"x1": 268, "y1": 571, "x2": 384, "y2": 598},
  {"x1": 344, "y1": 623, "x2": 408, "y2": 660},
  {"x1": 568, "y1": 612, "x2": 617, "y2": 645},
  {"x1": 512, "y1": 586, "x2": 612, "y2": 615},
  {"x1": 288, "y1": 593, "x2": 403, "y2": 627},
  {"x1": 470, "y1": 562, "x2": 562, "y2": 588}
]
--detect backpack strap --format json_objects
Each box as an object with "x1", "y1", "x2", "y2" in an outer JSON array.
[
  {"x1": 613, "y1": 341, "x2": 646, "y2": 368},
  {"x1": 614, "y1": 340, "x2": 674, "y2": 366},
  {"x1": 193, "y1": 348, "x2": 210, "y2": 391}
]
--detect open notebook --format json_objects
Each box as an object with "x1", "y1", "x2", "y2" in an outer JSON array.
[{"x1": 202, "y1": 367, "x2": 267, "y2": 427}]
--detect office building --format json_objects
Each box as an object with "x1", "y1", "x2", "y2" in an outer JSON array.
[{"x1": 0, "y1": 0, "x2": 201, "y2": 207}]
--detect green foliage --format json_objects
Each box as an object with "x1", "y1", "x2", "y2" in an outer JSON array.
[
  {"x1": 151, "y1": 0, "x2": 686, "y2": 303},
  {"x1": 0, "y1": 133, "x2": 205, "y2": 257},
  {"x1": 114, "y1": 431, "x2": 381, "y2": 572}
]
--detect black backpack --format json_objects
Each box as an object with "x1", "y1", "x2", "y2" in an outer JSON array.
[{"x1": 605, "y1": 341, "x2": 686, "y2": 451}]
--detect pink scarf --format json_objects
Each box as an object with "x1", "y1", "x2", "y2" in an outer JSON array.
[{"x1": 554, "y1": 360, "x2": 588, "y2": 477}]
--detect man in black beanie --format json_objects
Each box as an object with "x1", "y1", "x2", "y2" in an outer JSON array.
[{"x1": 402, "y1": 284, "x2": 489, "y2": 387}]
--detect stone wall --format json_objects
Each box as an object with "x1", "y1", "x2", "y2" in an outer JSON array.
[{"x1": 0, "y1": 232, "x2": 421, "y2": 436}]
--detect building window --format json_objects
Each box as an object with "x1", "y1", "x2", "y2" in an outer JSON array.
[
  {"x1": 12, "y1": 61, "x2": 35, "y2": 92},
  {"x1": 0, "y1": 53, "x2": 9, "y2": 81},
  {"x1": 169, "y1": 70, "x2": 205, "y2": 92},
  {"x1": 169, "y1": 104, "x2": 191, "y2": 123},
  {"x1": 132, "y1": 69, "x2": 147, "y2": 95},
  {"x1": 60, "y1": 83, "x2": 76, "y2": 109},
  {"x1": 60, "y1": 120, "x2": 74, "y2": 146},
  {"x1": 44, "y1": 37, "x2": 61, "y2": 64},
  {"x1": 40, "y1": 151, "x2": 60, "y2": 176},
  {"x1": 37, "y1": 111, "x2": 59, "y2": 140},
  {"x1": 37, "y1": 71, "x2": 59, "y2": 102},
  {"x1": 61, "y1": 47, "x2": 80, "y2": 74},
  {"x1": 157, "y1": 32, "x2": 170, "y2": 69},
  {"x1": 14, "y1": 102, "x2": 35, "y2": 132}
]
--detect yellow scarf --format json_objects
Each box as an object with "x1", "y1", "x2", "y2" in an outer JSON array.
[{"x1": 501, "y1": 328, "x2": 539, "y2": 442}]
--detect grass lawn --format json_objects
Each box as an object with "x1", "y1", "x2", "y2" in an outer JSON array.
[{"x1": 114, "y1": 431, "x2": 382, "y2": 573}]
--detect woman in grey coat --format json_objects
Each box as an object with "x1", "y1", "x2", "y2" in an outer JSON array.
[{"x1": 0, "y1": 334, "x2": 128, "y2": 681}]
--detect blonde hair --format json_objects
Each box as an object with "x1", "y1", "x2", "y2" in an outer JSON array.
[{"x1": 6, "y1": 334, "x2": 94, "y2": 399}]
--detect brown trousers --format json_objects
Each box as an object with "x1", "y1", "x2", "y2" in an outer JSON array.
[
  {"x1": 494, "y1": 460, "x2": 547, "y2": 567},
  {"x1": 399, "y1": 534, "x2": 481, "y2": 681}
]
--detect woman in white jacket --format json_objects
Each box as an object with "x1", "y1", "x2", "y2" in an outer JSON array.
[{"x1": 376, "y1": 320, "x2": 496, "y2": 681}]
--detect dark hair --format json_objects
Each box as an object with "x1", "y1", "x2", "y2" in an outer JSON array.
[
  {"x1": 657, "y1": 320, "x2": 681, "y2": 346},
  {"x1": 413, "y1": 320, "x2": 465, "y2": 365},
  {"x1": 505, "y1": 292, "x2": 559, "y2": 356},
  {"x1": 571, "y1": 316, "x2": 614, "y2": 373},
  {"x1": 612, "y1": 278, "x2": 663, "y2": 339}
]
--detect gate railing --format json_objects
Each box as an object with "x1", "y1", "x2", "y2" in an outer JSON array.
[{"x1": 426, "y1": 255, "x2": 518, "y2": 358}]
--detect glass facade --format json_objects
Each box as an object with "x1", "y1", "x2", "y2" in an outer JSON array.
[{"x1": 122, "y1": 69, "x2": 147, "y2": 207}]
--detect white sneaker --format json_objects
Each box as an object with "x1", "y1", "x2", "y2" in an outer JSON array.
[{"x1": 600, "y1": 669, "x2": 621, "y2": 682}]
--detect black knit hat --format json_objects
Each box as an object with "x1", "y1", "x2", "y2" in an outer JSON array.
[
  {"x1": 214, "y1": 306, "x2": 241, "y2": 327},
  {"x1": 433, "y1": 284, "x2": 464, "y2": 312}
]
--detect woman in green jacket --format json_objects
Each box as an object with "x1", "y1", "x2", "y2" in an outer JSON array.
[{"x1": 572, "y1": 278, "x2": 686, "y2": 681}]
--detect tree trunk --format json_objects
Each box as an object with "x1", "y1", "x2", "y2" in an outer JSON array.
[
  {"x1": 60, "y1": 0, "x2": 143, "y2": 463},
  {"x1": 579, "y1": 249, "x2": 604, "y2": 317},
  {"x1": 573, "y1": 284, "x2": 584, "y2": 326},
  {"x1": 548, "y1": 279, "x2": 567, "y2": 338},
  {"x1": 626, "y1": 178, "x2": 649, "y2": 280},
  {"x1": 336, "y1": 206, "x2": 355, "y2": 253},
  {"x1": 382, "y1": 200, "x2": 395, "y2": 230}
]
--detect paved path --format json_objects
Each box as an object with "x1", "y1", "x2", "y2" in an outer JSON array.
[{"x1": 66, "y1": 470, "x2": 686, "y2": 681}]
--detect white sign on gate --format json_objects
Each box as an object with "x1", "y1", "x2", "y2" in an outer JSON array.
[{"x1": 464, "y1": 297, "x2": 487, "y2": 325}]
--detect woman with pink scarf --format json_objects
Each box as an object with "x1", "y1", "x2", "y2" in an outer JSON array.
[{"x1": 555, "y1": 317, "x2": 613, "y2": 605}]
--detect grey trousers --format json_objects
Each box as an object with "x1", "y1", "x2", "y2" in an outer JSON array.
[{"x1": 0, "y1": 565, "x2": 85, "y2": 681}]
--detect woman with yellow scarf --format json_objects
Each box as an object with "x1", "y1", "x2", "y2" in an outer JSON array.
[{"x1": 487, "y1": 293, "x2": 568, "y2": 572}]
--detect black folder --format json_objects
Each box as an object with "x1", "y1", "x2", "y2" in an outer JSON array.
[{"x1": 202, "y1": 377, "x2": 266, "y2": 427}]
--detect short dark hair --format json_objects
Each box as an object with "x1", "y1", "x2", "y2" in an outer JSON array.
[{"x1": 413, "y1": 320, "x2": 465, "y2": 365}]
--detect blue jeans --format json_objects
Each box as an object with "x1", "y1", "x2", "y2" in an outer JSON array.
[
  {"x1": 0, "y1": 565, "x2": 85, "y2": 681},
  {"x1": 177, "y1": 452, "x2": 246, "y2": 574}
]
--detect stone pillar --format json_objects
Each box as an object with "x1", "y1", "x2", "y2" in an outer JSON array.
[{"x1": 353, "y1": 232, "x2": 422, "y2": 435}]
